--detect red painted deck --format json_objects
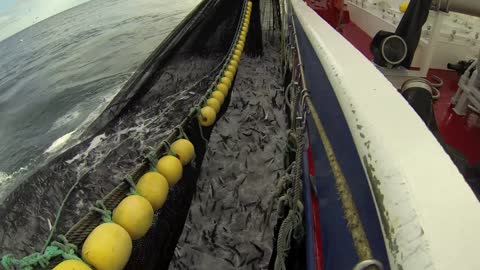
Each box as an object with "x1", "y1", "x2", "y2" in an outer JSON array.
[{"x1": 341, "y1": 22, "x2": 480, "y2": 164}]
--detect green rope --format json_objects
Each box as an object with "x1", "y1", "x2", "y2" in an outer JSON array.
[
  {"x1": 163, "y1": 140, "x2": 177, "y2": 157},
  {"x1": 146, "y1": 152, "x2": 159, "y2": 171},
  {"x1": 41, "y1": 174, "x2": 85, "y2": 253},
  {"x1": 124, "y1": 175, "x2": 139, "y2": 196},
  {"x1": 190, "y1": 106, "x2": 200, "y2": 117},
  {"x1": 89, "y1": 200, "x2": 112, "y2": 223},
  {"x1": 2, "y1": 254, "x2": 17, "y2": 270},
  {"x1": 200, "y1": 96, "x2": 208, "y2": 106},
  {"x1": 1, "y1": 240, "x2": 81, "y2": 270},
  {"x1": 50, "y1": 235, "x2": 82, "y2": 261},
  {"x1": 175, "y1": 126, "x2": 189, "y2": 141}
]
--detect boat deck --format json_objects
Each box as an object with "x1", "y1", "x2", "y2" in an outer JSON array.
[{"x1": 341, "y1": 22, "x2": 480, "y2": 165}]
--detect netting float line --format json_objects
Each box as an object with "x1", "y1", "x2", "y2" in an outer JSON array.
[{"x1": 1, "y1": 1, "x2": 254, "y2": 269}]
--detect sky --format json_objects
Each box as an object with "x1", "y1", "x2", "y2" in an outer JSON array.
[{"x1": 0, "y1": 0, "x2": 90, "y2": 41}]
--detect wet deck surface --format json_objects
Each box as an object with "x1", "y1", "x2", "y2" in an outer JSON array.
[{"x1": 171, "y1": 42, "x2": 286, "y2": 270}]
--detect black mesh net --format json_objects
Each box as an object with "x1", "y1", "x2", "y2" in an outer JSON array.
[{"x1": 0, "y1": 0, "x2": 289, "y2": 269}]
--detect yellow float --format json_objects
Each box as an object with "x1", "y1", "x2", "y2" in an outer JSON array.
[
  {"x1": 232, "y1": 54, "x2": 240, "y2": 62},
  {"x1": 171, "y1": 139, "x2": 195, "y2": 165},
  {"x1": 81, "y1": 223, "x2": 132, "y2": 270},
  {"x1": 112, "y1": 195, "x2": 154, "y2": 240},
  {"x1": 156, "y1": 155, "x2": 183, "y2": 185},
  {"x1": 216, "y1": 83, "x2": 229, "y2": 95},
  {"x1": 236, "y1": 44, "x2": 244, "y2": 51},
  {"x1": 399, "y1": 2, "x2": 408, "y2": 13},
  {"x1": 136, "y1": 172, "x2": 169, "y2": 210},
  {"x1": 226, "y1": 64, "x2": 236, "y2": 74},
  {"x1": 230, "y1": 59, "x2": 239, "y2": 68},
  {"x1": 198, "y1": 106, "x2": 217, "y2": 127},
  {"x1": 206, "y1": 97, "x2": 221, "y2": 113},
  {"x1": 220, "y1": 77, "x2": 232, "y2": 88},
  {"x1": 234, "y1": 49, "x2": 242, "y2": 57},
  {"x1": 211, "y1": 90, "x2": 225, "y2": 105},
  {"x1": 224, "y1": 70, "x2": 234, "y2": 81},
  {"x1": 52, "y1": 260, "x2": 92, "y2": 270}
]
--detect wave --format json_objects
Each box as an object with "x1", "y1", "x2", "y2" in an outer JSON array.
[
  {"x1": 44, "y1": 85, "x2": 122, "y2": 156},
  {"x1": 44, "y1": 131, "x2": 76, "y2": 154},
  {"x1": 50, "y1": 110, "x2": 82, "y2": 131},
  {"x1": 0, "y1": 163, "x2": 32, "y2": 198}
]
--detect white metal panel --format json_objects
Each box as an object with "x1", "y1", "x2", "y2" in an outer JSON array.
[{"x1": 291, "y1": 0, "x2": 480, "y2": 269}]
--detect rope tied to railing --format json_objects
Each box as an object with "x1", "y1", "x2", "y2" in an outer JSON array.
[
  {"x1": 274, "y1": 125, "x2": 305, "y2": 270},
  {"x1": 284, "y1": 10, "x2": 384, "y2": 268}
]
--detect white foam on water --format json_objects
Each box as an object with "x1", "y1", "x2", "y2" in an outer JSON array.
[
  {"x1": 0, "y1": 171, "x2": 11, "y2": 186},
  {"x1": 45, "y1": 130, "x2": 76, "y2": 154},
  {"x1": 44, "y1": 85, "x2": 122, "y2": 157},
  {"x1": 66, "y1": 133, "x2": 107, "y2": 164},
  {"x1": 0, "y1": 163, "x2": 32, "y2": 197},
  {"x1": 78, "y1": 86, "x2": 123, "y2": 129}
]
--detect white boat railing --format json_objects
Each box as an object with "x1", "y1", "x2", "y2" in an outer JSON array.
[{"x1": 291, "y1": 0, "x2": 480, "y2": 269}]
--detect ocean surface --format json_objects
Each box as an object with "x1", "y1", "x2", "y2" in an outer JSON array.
[{"x1": 0, "y1": 0, "x2": 200, "y2": 189}]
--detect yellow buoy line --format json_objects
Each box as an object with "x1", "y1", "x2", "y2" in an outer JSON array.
[
  {"x1": 198, "y1": 1, "x2": 251, "y2": 127},
  {"x1": 0, "y1": 2, "x2": 253, "y2": 270},
  {"x1": 67, "y1": 3, "x2": 252, "y2": 270}
]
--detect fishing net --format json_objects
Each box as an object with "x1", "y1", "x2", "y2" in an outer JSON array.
[{"x1": 0, "y1": 0, "x2": 251, "y2": 268}]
